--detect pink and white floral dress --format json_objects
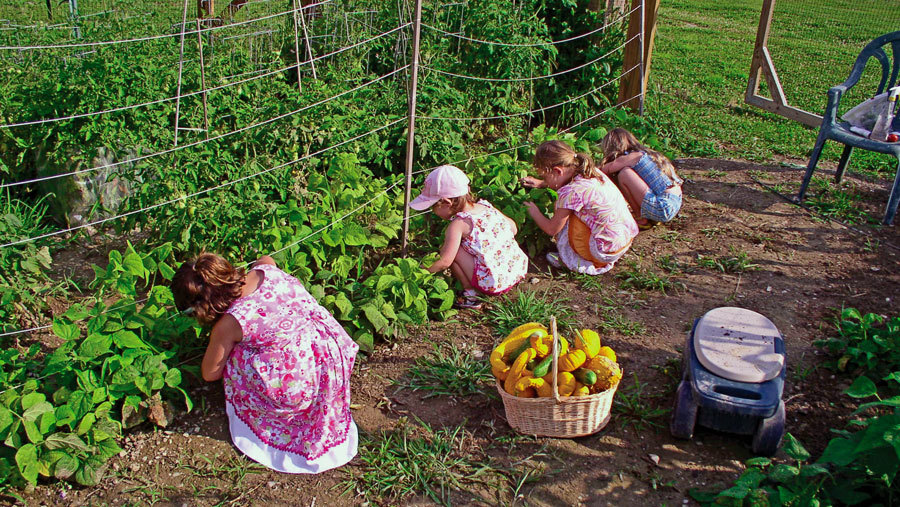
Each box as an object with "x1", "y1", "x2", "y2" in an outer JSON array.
[
  {"x1": 555, "y1": 174, "x2": 638, "y2": 275},
  {"x1": 455, "y1": 200, "x2": 528, "y2": 295},
  {"x1": 223, "y1": 263, "x2": 358, "y2": 473}
]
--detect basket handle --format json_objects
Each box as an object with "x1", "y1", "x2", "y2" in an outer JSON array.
[{"x1": 550, "y1": 316, "x2": 561, "y2": 403}]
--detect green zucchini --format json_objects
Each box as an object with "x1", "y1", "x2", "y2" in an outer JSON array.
[
  {"x1": 573, "y1": 368, "x2": 598, "y2": 386},
  {"x1": 532, "y1": 355, "x2": 553, "y2": 378}
]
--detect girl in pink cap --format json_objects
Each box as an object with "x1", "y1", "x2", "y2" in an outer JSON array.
[{"x1": 411, "y1": 165, "x2": 528, "y2": 309}]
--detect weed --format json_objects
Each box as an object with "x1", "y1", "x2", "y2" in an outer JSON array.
[
  {"x1": 656, "y1": 230, "x2": 686, "y2": 243},
  {"x1": 616, "y1": 260, "x2": 685, "y2": 294},
  {"x1": 613, "y1": 374, "x2": 669, "y2": 432},
  {"x1": 393, "y1": 343, "x2": 495, "y2": 398},
  {"x1": 484, "y1": 289, "x2": 575, "y2": 338},
  {"x1": 747, "y1": 169, "x2": 769, "y2": 180},
  {"x1": 343, "y1": 421, "x2": 495, "y2": 506},
  {"x1": 863, "y1": 237, "x2": 881, "y2": 252},
  {"x1": 700, "y1": 227, "x2": 721, "y2": 238},
  {"x1": 697, "y1": 247, "x2": 758, "y2": 273},
  {"x1": 597, "y1": 298, "x2": 644, "y2": 337},
  {"x1": 657, "y1": 254, "x2": 684, "y2": 274},
  {"x1": 704, "y1": 169, "x2": 726, "y2": 179},
  {"x1": 650, "y1": 356, "x2": 682, "y2": 396},
  {"x1": 805, "y1": 178, "x2": 874, "y2": 225}
]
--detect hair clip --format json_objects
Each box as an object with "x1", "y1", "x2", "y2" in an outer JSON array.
[{"x1": 182, "y1": 307, "x2": 196, "y2": 316}]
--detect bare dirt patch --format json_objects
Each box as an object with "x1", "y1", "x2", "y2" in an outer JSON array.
[{"x1": 20, "y1": 157, "x2": 900, "y2": 506}]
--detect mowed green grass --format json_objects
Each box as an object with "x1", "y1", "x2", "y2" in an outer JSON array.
[{"x1": 647, "y1": 0, "x2": 900, "y2": 175}]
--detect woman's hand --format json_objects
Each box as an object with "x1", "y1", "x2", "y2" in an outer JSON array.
[{"x1": 521, "y1": 176, "x2": 544, "y2": 189}]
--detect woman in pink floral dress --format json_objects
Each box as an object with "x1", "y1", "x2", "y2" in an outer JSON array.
[
  {"x1": 172, "y1": 253, "x2": 358, "y2": 473},
  {"x1": 411, "y1": 165, "x2": 528, "y2": 309}
]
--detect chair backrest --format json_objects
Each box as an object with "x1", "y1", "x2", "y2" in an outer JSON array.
[{"x1": 848, "y1": 31, "x2": 900, "y2": 95}]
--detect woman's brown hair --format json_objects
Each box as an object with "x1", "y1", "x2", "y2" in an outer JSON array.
[
  {"x1": 600, "y1": 128, "x2": 678, "y2": 184},
  {"x1": 171, "y1": 252, "x2": 245, "y2": 326},
  {"x1": 533, "y1": 140, "x2": 603, "y2": 180}
]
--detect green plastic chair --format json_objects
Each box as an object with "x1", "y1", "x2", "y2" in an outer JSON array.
[{"x1": 795, "y1": 30, "x2": 900, "y2": 225}]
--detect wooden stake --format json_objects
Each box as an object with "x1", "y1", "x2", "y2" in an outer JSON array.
[
  {"x1": 617, "y1": 0, "x2": 659, "y2": 112},
  {"x1": 401, "y1": 0, "x2": 423, "y2": 256}
]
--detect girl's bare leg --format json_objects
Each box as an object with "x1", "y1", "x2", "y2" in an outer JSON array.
[
  {"x1": 450, "y1": 248, "x2": 476, "y2": 291},
  {"x1": 616, "y1": 168, "x2": 651, "y2": 224}
]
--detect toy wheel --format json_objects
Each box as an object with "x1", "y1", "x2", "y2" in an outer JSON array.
[
  {"x1": 752, "y1": 401, "x2": 785, "y2": 456},
  {"x1": 670, "y1": 381, "x2": 697, "y2": 439}
]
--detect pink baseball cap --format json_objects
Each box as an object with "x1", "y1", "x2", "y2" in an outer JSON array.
[{"x1": 410, "y1": 165, "x2": 470, "y2": 210}]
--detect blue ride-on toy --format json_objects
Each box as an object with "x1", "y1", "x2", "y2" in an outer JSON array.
[{"x1": 670, "y1": 307, "x2": 786, "y2": 456}]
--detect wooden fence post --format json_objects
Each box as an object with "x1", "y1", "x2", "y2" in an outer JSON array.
[{"x1": 617, "y1": 0, "x2": 659, "y2": 113}]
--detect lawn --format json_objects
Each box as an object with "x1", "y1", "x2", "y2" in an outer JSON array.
[{"x1": 647, "y1": 0, "x2": 900, "y2": 176}]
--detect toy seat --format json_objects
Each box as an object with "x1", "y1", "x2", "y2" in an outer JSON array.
[{"x1": 671, "y1": 307, "x2": 786, "y2": 456}]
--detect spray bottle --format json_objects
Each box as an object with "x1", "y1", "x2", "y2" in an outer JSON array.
[{"x1": 870, "y1": 85, "x2": 900, "y2": 141}]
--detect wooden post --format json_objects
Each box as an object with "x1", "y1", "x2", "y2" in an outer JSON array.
[
  {"x1": 744, "y1": 0, "x2": 821, "y2": 127},
  {"x1": 617, "y1": 0, "x2": 659, "y2": 113},
  {"x1": 298, "y1": 3, "x2": 317, "y2": 80},
  {"x1": 174, "y1": 0, "x2": 190, "y2": 147},
  {"x1": 291, "y1": 0, "x2": 303, "y2": 90},
  {"x1": 197, "y1": 19, "x2": 210, "y2": 140},
  {"x1": 68, "y1": 0, "x2": 81, "y2": 39},
  {"x1": 401, "y1": 0, "x2": 423, "y2": 257}
]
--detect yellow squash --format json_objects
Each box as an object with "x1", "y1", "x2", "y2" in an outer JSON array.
[
  {"x1": 574, "y1": 329, "x2": 602, "y2": 359},
  {"x1": 588, "y1": 355, "x2": 623, "y2": 394},
  {"x1": 529, "y1": 329, "x2": 552, "y2": 357},
  {"x1": 504, "y1": 347, "x2": 537, "y2": 394},
  {"x1": 558, "y1": 349, "x2": 587, "y2": 372},
  {"x1": 490, "y1": 322, "x2": 547, "y2": 380},
  {"x1": 572, "y1": 382, "x2": 590, "y2": 397},
  {"x1": 596, "y1": 345, "x2": 616, "y2": 363}
]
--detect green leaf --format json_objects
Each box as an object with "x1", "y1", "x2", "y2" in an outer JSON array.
[
  {"x1": 77, "y1": 413, "x2": 96, "y2": 435},
  {"x1": 158, "y1": 261, "x2": 176, "y2": 280},
  {"x1": 113, "y1": 330, "x2": 148, "y2": 349},
  {"x1": 164, "y1": 368, "x2": 182, "y2": 388},
  {"x1": 78, "y1": 333, "x2": 113, "y2": 360},
  {"x1": 768, "y1": 464, "x2": 800, "y2": 482},
  {"x1": 15, "y1": 443, "x2": 39, "y2": 484},
  {"x1": 122, "y1": 253, "x2": 147, "y2": 279},
  {"x1": 44, "y1": 432, "x2": 91, "y2": 452},
  {"x1": 20, "y1": 392, "x2": 46, "y2": 411},
  {"x1": 52, "y1": 453, "x2": 79, "y2": 480},
  {"x1": 22, "y1": 419, "x2": 43, "y2": 444},
  {"x1": 52, "y1": 321, "x2": 80, "y2": 342},
  {"x1": 845, "y1": 375, "x2": 878, "y2": 398},
  {"x1": 782, "y1": 434, "x2": 810, "y2": 461},
  {"x1": 745, "y1": 457, "x2": 771, "y2": 467},
  {"x1": 75, "y1": 456, "x2": 106, "y2": 486},
  {"x1": 361, "y1": 304, "x2": 389, "y2": 334},
  {"x1": 22, "y1": 401, "x2": 53, "y2": 422}
]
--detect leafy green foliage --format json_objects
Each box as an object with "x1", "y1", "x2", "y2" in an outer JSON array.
[
  {"x1": 0, "y1": 245, "x2": 197, "y2": 488},
  {"x1": 816, "y1": 308, "x2": 900, "y2": 390}
]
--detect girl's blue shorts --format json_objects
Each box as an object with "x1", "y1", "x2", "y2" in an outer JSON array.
[{"x1": 641, "y1": 191, "x2": 682, "y2": 223}]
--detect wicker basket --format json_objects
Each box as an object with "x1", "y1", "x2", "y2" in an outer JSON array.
[{"x1": 496, "y1": 317, "x2": 620, "y2": 438}]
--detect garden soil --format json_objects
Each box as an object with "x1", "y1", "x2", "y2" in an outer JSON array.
[{"x1": 20, "y1": 157, "x2": 900, "y2": 506}]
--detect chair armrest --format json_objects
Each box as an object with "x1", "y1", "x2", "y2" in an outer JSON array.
[{"x1": 822, "y1": 85, "x2": 846, "y2": 125}]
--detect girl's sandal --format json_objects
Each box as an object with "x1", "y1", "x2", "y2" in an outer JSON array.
[
  {"x1": 453, "y1": 297, "x2": 483, "y2": 310},
  {"x1": 637, "y1": 219, "x2": 658, "y2": 231}
]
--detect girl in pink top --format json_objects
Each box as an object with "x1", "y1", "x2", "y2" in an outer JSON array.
[
  {"x1": 171, "y1": 253, "x2": 358, "y2": 473},
  {"x1": 411, "y1": 165, "x2": 528, "y2": 309},
  {"x1": 522, "y1": 141, "x2": 638, "y2": 275}
]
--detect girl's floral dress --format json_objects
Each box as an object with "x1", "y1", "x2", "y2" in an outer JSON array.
[
  {"x1": 555, "y1": 174, "x2": 638, "y2": 275},
  {"x1": 223, "y1": 263, "x2": 358, "y2": 473},
  {"x1": 454, "y1": 200, "x2": 528, "y2": 294}
]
